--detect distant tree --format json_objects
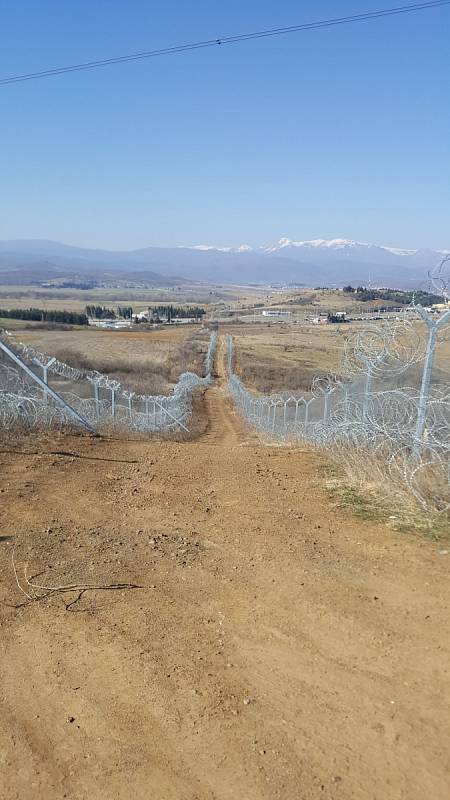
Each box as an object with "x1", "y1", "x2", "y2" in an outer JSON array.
[
  {"x1": 327, "y1": 312, "x2": 348, "y2": 323},
  {"x1": 2, "y1": 308, "x2": 88, "y2": 325},
  {"x1": 117, "y1": 306, "x2": 133, "y2": 319},
  {"x1": 151, "y1": 305, "x2": 205, "y2": 321},
  {"x1": 85, "y1": 305, "x2": 116, "y2": 319},
  {"x1": 349, "y1": 288, "x2": 442, "y2": 305}
]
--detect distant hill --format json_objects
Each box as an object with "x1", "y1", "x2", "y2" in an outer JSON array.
[
  {"x1": 0, "y1": 238, "x2": 447, "y2": 289},
  {"x1": 0, "y1": 241, "x2": 187, "y2": 287}
]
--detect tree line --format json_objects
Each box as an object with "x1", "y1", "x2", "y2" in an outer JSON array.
[
  {"x1": 342, "y1": 287, "x2": 443, "y2": 305},
  {"x1": 151, "y1": 305, "x2": 205, "y2": 321},
  {"x1": 85, "y1": 304, "x2": 206, "y2": 322},
  {"x1": 0, "y1": 308, "x2": 88, "y2": 325},
  {"x1": 85, "y1": 305, "x2": 133, "y2": 319}
]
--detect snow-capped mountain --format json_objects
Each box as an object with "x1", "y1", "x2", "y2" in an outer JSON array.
[
  {"x1": 187, "y1": 244, "x2": 253, "y2": 253},
  {"x1": 0, "y1": 237, "x2": 447, "y2": 289},
  {"x1": 261, "y1": 237, "x2": 418, "y2": 257},
  {"x1": 187, "y1": 236, "x2": 447, "y2": 262}
]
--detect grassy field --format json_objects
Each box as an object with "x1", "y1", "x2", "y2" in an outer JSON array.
[
  {"x1": 4, "y1": 310, "x2": 448, "y2": 397},
  {"x1": 0, "y1": 284, "x2": 396, "y2": 317},
  {"x1": 8, "y1": 325, "x2": 210, "y2": 394},
  {"x1": 0, "y1": 284, "x2": 439, "y2": 332},
  {"x1": 229, "y1": 322, "x2": 357, "y2": 392},
  {"x1": 228, "y1": 318, "x2": 450, "y2": 393},
  {"x1": 0, "y1": 282, "x2": 264, "y2": 314},
  {"x1": 3, "y1": 277, "x2": 448, "y2": 398},
  {"x1": 0, "y1": 316, "x2": 46, "y2": 330}
]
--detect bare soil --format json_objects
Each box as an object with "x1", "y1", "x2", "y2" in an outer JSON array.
[{"x1": 1, "y1": 340, "x2": 449, "y2": 799}]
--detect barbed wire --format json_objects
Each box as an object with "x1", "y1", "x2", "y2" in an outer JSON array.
[
  {"x1": 0, "y1": 331, "x2": 217, "y2": 434},
  {"x1": 429, "y1": 254, "x2": 450, "y2": 302},
  {"x1": 225, "y1": 305, "x2": 449, "y2": 510}
]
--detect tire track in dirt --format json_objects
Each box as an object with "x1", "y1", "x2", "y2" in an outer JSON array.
[{"x1": 198, "y1": 336, "x2": 248, "y2": 445}]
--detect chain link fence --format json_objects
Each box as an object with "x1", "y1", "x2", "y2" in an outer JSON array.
[
  {"x1": 226, "y1": 308, "x2": 450, "y2": 510},
  {"x1": 0, "y1": 331, "x2": 217, "y2": 435}
]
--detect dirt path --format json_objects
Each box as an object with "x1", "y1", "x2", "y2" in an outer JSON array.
[
  {"x1": 198, "y1": 386, "x2": 243, "y2": 444},
  {"x1": 198, "y1": 339, "x2": 246, "y2": 445},
  {"x1": 1, "y1": 349, "x2": 449, "y2": 799}
]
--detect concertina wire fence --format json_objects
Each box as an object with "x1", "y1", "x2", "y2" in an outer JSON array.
[
  {"x1": 1, "y1": 307, "x2": 449, "y2": 507},
  {"x1": 0, "y1": 331, "x2": 218, "y2": 435},
  {"x1": 226, "y1": 306, "x2": 450, "y2": 510}
]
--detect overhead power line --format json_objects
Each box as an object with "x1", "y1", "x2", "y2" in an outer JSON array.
[{"x1": 1, "y1": 0, "x2": 449, "y2": 87}]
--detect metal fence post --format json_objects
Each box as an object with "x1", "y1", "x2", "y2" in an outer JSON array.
[
  {"x1": 304, "y1": 399, "x2": 310, "y2": 427},
  {"x1": 93, "y1": 382, "x2": 100, "y2": 417},
  {"x1": 0, "y1": 340, "x2": 94, "y2": 432},
  {"x1": 35, "y1": 356, "x2": 56, "y2": 404},
  {"x1": 343, "y1": 384, "x2": 349, "y2": 423},
  {"x1": 362, "y1": 366, "x2": 373, "y2": 423},
  {"x1": 272, "y1": 403, "x2": 277, "y2": 434},
  {"x1": 323, "y1": 390, "x2": 332, "y2": 423},
  {"x1": 41, "y1": 364, "x2": 48, "y2": 405},
  {"x1": 412, "y1": 307, "x2": 450, "y2": 459}
]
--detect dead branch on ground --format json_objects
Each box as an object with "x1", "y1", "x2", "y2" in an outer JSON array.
[{"x1": 8, "y1": 550, "x2": 142, "y2": 610}]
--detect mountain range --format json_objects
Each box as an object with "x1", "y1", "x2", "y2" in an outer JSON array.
[{"x1": 0, "y1": 237, "x2": 447, "y2": 289}]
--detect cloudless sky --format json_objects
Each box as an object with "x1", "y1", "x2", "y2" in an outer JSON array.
[{"x1": 0, "y1": 1, "x2": 449, "y2": 250}]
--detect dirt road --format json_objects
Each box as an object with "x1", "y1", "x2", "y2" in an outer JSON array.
[{"x1": 1, "y1": 344, "x2": 449, "y2": 799}]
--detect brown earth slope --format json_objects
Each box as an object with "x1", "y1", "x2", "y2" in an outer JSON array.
[{"x1": 0, "y1": 341, "x2": 449, "y2": 799}]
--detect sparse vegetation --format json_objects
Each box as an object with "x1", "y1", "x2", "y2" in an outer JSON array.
[
  {"x1": 13, "y1": 326, "x2": 210, "y2": 395},
  {"x1": 231, "y1": 324, "x2": 344, "y2": 393},
  {"x1": 321, "y1": 452, "x2": 449, "y2": 538},
  {"x1": 338, "y1": 486, "x2": 379, "y2": 520}
]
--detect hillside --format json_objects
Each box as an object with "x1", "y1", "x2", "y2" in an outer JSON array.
[
  {"x1": 1, "y1": 349, "x2": 449, "y2": 799},
  {"x1": 0, "y1": 238, "x2": 447, "y2": 289},
  {"x1": 0, "y1": 241, "x2": 187, "y2": 287}
]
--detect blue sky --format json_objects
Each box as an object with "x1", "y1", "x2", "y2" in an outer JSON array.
[{"x1": 0, "y1": 1, "x2": 449, "y2": 250}]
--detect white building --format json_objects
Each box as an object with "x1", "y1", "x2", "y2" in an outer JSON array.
[{"x1": 261, "y1": 310, "x2": 291, "y2": 317}]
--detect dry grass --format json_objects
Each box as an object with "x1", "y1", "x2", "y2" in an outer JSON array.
[
  {"x1": 230, "y1": 324, "x2": 346, "y2": 393},
  {"x1": 230, "y1": 322, "x2": 449, "y2": 528},
  {"x1": 95, "y1": 385, "x2": 210, "y2": 443},
  {"x1": 322, "y1": 448, "x2": 450, "y2": 538},
  {"x1": 0, "y1": 283, "x2": 245, "y2": 312},
  {"x1": 12, "y1": 327, "x2": 209, "y2": 395},
  {"x1": 229, "y1": 318, "x2": 450, "y2": 393}
]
